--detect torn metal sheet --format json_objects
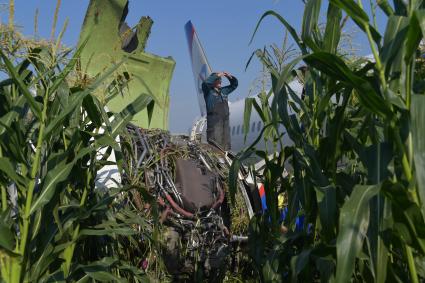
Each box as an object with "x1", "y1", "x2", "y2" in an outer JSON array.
[{"x1": 77, "y1": 0, "x2": 175, "y2": 130}]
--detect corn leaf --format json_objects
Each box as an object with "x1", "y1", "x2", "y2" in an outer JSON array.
[
  {"x1": 301, "y1": 0, "x2": 322, "y2": 51},
  {"x1": 404, "y1": 10, "x2": 423, "y2": 64},
  {"x1": 0, "y1": 51, "x2": 42, "y2": 120},
  {"x1": 0, "y1": 216, "x2": 14, "y2": 252},
  {"x1": 330, "y1": 0, "x2": 382, "y2": 44},
  {"x1": 412, "y1": 94, "x2": 425, "y2": 219},
  {"x1": 303, "y1": 52, "x2": 393, "y2": 118},
  {"x1": 0, "y1": 96, "x2": 26, "y2": 135},
  {"x1": 381, "y1": 16, "x2": 410, "y2": 72},
  {"x1": 377, "y1": 0, "x2": 395, "y2": 16},
  {"x1": 29, "y1": 147, "x2": 93, "y2": 215},
  {"x1": 110, "y1": 93, "x2": 153, "y2": 137},
  {"x1": 250, "y1": 10, "x2": 307, "y2": 55},
  {"x1": 49, "y1": 37, "x2": 89, "y2": 94},
  {"x1": 0, "y1": 157, "x2": 28, "y2": 187},
  {"x1": 243, "y1": 98, "x2": 254, "y2": 142},
  {"x1": 323, "y1": 3, "x2": 342, "y2": 54},
  {"x1": 44, "y1": 61, "x2": 124, "y2": 140},
  {"x1": 336, "y1": 184, "x2": 380, "y2": 283}
]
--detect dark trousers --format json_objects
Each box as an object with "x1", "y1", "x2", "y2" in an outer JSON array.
[{"x1": 206, "y1": 101, "x2": 230, "y2": 151}]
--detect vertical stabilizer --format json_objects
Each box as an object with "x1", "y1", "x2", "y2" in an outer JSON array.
[{"x1": 184, "y1": 21, "x2": 212, "y2": 117}]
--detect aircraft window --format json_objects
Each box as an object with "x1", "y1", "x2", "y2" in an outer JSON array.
[
  {"x1": 236, "y1": 125, "x2": 240, "y2": 135},
  {"x1": 251, "y1": 122, "x2": 255, "y2": 133},
  {"x1": 232, "y1": 126, "x2": 235, "y2": 136},
  {"x1": 257, "y1": 121, "x2": 262, "y2": 132}
]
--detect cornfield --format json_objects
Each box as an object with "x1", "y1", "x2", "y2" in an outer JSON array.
[
  {"x1": 229, "y1": 0, "x2": 425, "y2": 282},
  {"x1": 0, "y1": 32, "x2": 157, "y2": 282},
  {"x1": 1, "y1": 0, "x2": 425, "y2": 282}
]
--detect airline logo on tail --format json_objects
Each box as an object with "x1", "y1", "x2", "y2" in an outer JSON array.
[{"x1": 184, "y1": 20, "x2": 212, "y2": 117}]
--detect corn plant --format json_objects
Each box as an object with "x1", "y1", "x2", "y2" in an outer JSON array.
[
  {"x1": 0, "y1": 40, "x2": 155, "y2": 282},
  {"x1": 230, "y1": 0, "x2": 425, "y2": 282}
]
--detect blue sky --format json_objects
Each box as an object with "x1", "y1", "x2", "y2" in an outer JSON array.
[{"x1": 2, "y1": 0, "x2": 387, "y2": 133}]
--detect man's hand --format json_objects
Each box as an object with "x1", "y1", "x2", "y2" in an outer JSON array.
[
  {"x1": 215, "y1": 71, "x2": 233, "y2": 78},
  {"x1": 223, "y1": 71, "x2": 233, "y2": 79}
]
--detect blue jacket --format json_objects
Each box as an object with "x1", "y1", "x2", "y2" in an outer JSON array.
[{"x1": 202, "y1": 73, "x2": 238, "y2": 113}]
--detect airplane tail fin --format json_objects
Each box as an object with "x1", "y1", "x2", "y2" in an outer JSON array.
[{"x1": 184, "y1": 20, "x2": 212, "y2": 117}]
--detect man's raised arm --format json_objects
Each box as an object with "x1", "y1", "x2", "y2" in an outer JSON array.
[{"x1": 221, "y1": 73, "x2": 238, "y2": 96}]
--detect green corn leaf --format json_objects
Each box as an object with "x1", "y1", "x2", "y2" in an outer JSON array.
[
  {"x1": 275, "y1": 55, "x2": 306, "y2": 99},
  {"x1": 0, "y1": 50, "x2": 42, "y2": 120},
  {"x1": 40, "y1": 270, "x2": 65, "y2": 282},
  {"x1": 84, "y1": 271, "x2": 124, "y2": 282},
  {"x1": 243, "y1": 98, "x2": 254, "y2": 142},
  {"x1": 323, "y1": 3, "x2": 342, "y2": 54},
  {"x1": 79, "y1": 257, "x2": 117, "y2": 269},
  {"x1": 29, "y1": 164, "x2": 72, "y2": 215},
  {"x1": 0, "y1": 96, "x2": 26, "y2": 136},
  {"x1": 147, "y1": 99, "x2": 155, "y2": 125},
  {"x1": 93, "y1": 134, "x2": 121, "y2": 152},
  {"x1": 291, "y1": 249, "x2": 312, "y2": 282},
  {"x1": 43, "y1": 91, "x2": 88, "y2": 140},
  {"x1": 228, "y1": 156, "x2": 242, "y2": 204},
  {"x1": 404, "y1": 10, "x2": 423, "y2": 64},
  {"x1": 276, "y1": 88, "x2": 303, "y2": 144},
  {"x1": 110, "y1": 93, "x2": 153, "y2": 137},
  {"x1": 30, "y1": 244, "x2": 58, "y2": 282},
  {"x1": 112, "y1": 263, "x2": 148, "y2": 280},
  {"x1": 0, "y1": 157, "x2": 28, "y2": 187},
  {"x1": 330, "y1": 0, "x2": 368, "y2": 22},
  {"x1": 44, "y1": 61, "x2": 124, "y2": 140},
  {"x1": 301, "y1": 0, "x2": 322, "y2": 51},
  {"x1": 0, "y1": 214, "x2": 14, "y2": 252},
  {"x1": 75, "y1": 257, "x2": 124, "y2": 282},
  {"x1": 252, "y1": 98, "x2": 266, "y2": 122},
  {"x1": 305, "y1": 144, "x2": 336, "y2": 233},
  {"x1": 0, "y1": 78, "x2": 13, "y2": 88},
  {"x1": 393, "y1": 0, "x2": 408, "y2": 15},
  {"x1": 311, "y1": 176, "x2": 336, "y2": 240},
  {"x1": 79, "y1": 227, "x2": 136, "y2": 237},
  {"x1": 314, "y1": 256, "x2": 335, "y2": 282},
  {"x1": 82, "y1": 95, "x2": 102, "y2": 128},
  {"x1": 29, "y1": 147, "x2": 93, "y2": 215},
  {"x1": 303, "y1": 52, "x2": 393, "y2": 118},
  {"x1": 364, "y1": 142, "x2": 393, "y2": 184},
  {"x1": 50, "y1": 37, "x2": 89, "y2": 94},
  {"x1": 412, "y1": 94, "x2": 425, "y2": 219},
  {"x1": 335, "y1": 184, "x2": 380, "y2": 283},
  {"x1": 330, "y1": 0, "x2": 382, "y2": 44},
  {"x1": 416, "y1": 10, "x2": 425, "y2": 33},
  {"x1": 380, "y1": 16, "x2": 410, "y2": 72},
  {"x1": 287, "y1": 82, "x2": 310, "y2": 116},
  {"x1": 250, "y1": 10, "x2": 307, "y2": 55},
  {"x1": 16, "y1": 57, "x2": 32, "y2": 76},
  {"x1": 368, "y1": 196, "x2": 391, "y2": 283},
  {"x1": 377, "y1": 0, "x2": 395, "y2": 16},
  {"x1": 382, "y1": 182, "x2": 425, "y2": 253},
  {"x1": 228, "y1": 148, "x2": 258, "y2": 204}
]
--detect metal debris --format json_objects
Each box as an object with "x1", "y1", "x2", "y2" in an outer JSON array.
[{"x1": 121, "y1": 124, "x2": 253, "y2": 278}]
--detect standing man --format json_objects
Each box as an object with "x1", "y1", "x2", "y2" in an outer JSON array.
[{"x1": 202, "y1": 71, "x2": 238, "y2": 151}]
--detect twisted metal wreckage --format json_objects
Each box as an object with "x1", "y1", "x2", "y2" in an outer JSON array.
[
  {"x1": 76, "y1": 0, "x2": 261, "y2": 277},
  {"x1": 121, "y1": 124, "x2": 259, "y2": 277}
]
